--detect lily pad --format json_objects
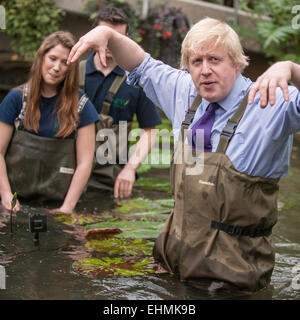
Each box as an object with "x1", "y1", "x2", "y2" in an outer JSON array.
[
  {"x1": 85, "y1": 228, "x2": 122, "y2": 241},
  {"x1": 85, "y1": 219, "x2": 165, "y2": 239},
  {"x1": 114, "y1": 197, "x2": 173, "y2": 216},
  {"x1": 72, "y1": 257, "x2": 155, "y2": 277},
  {"x1": 85, "y1": 238, "x2": 154, "y2": 256}
]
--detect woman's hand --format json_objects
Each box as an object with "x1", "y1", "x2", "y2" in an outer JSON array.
[
  {"x1": 1, "y1": 191, "x2": 20, "y2": 211},
  {"x1": 45, "y1": 206, "x2": 73, "y2": 215}
]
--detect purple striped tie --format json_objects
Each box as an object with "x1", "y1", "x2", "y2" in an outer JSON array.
[{"x1": 189, "y1": 103, "x2": 218, "y2": 152}]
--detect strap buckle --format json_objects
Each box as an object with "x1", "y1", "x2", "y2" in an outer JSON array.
[
  {"x1": 104, "y1": 92, "x2": 115, "y2": 104},
  {"x1": 182, "y1": 111, "x2": 195, "y2": 126},
  {"x1": 227, "y1": 224, "x2": 243, "y2": 236},
  {"x1": 221, "y1": 120, "x2": 237, "y2": 139}
]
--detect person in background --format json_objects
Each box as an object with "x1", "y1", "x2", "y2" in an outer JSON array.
[
  {"x1": 80, "y1": 6, "x2": 161, "y2": 199},
  {"x1": 0, "y1": 31, "x2": 99, "y2": 213},
  {"x1": 67, "y1": 17, "x2": 300, "y2": 290}
]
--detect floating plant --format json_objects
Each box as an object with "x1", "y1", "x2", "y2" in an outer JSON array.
[
  {"x1": 72, "y1": 256, "x2": 155, "y2": 277},
  {"x1": 85, "y1": 238, "x2": 154, "y2": 256},
  {"x1": 85, "y1": 219, "x2": 165, "y2": 240}
]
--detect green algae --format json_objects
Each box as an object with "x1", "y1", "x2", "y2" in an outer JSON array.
[
  {"x1": 85, "y1": 238, "x2": 154, "y2": 256},
  {"x1": 72, "y1": 257, "x2": 155, "y2": 277}
]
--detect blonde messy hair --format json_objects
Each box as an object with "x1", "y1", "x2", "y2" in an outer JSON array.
[{"x1": 181, "y1": 17, "x2": 249, "y2": 72}]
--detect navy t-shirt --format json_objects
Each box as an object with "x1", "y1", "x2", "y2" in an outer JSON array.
[
  {"x1": 83, "y1": 53, "x2": 161, "y2": 128},
  {"x1": 0, "y1": 88, "x2": 99, "y2": 138}
]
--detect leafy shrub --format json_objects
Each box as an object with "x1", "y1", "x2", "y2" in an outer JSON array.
[
  {"x1": 1, "y1": 0, "x2": 65, "y2": 59},
  {"x1": 234, "y1": 0, "x2": 300, "y2": 63}
]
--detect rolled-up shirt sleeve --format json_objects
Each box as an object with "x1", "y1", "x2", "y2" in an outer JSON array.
[{"x1": 127, "y1": 53, "x2": 196, "y2": 125}]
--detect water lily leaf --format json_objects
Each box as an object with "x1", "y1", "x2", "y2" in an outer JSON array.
[
  {"x1": 85, "y1": 219, "x2": 165, "y2": 239},
  {"x1": 85, "y1": 238, "x2": 154, "y2": 256},
  {"x1": 85, "y1": 228, "x2": 122, "y2": 241},
  {"x1": 114, "y1": 197, "x2": 173, "y2": 216}
]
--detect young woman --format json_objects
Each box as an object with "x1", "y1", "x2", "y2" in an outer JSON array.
[{"x1": 0, "y1": 31, "x2": 99, "y2": 213}]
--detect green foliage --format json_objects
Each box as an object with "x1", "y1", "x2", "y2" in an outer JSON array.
[
  {"x1": 235, "y1": 0, "x2": 300, "y2": 63},
  {"x1": 1, "y1": 0, "x2": 65, "y2": 59}
]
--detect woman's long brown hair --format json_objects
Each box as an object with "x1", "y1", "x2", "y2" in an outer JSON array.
[{"x1": 24, "y1": 31, "x2": 79, "y2": 138}]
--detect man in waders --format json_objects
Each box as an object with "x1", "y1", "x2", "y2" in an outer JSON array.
[
  {"x1": 79, "y1": 6, "x2": 161, "y2": 199},
  {"x1": 68, "y1": 17, "x2": 300, "y2": 291}
]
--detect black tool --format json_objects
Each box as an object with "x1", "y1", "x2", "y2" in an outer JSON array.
[{"x1": 29, "y1": 212, "x2": 47, "y2": 244}]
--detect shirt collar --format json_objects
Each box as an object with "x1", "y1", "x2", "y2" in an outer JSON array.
[
  {"x1": 86, "y1": 52, "x2": 125, "y2": 76},
  {"x1": 201, "y1": 73, "x2": 253, "y2": 111}
]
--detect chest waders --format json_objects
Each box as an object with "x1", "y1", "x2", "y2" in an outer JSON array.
[
  {"x1": 79, "y1": 60, "x2": 132, "y2": 191},
  {"x1": 153, "y1": 94, "x2": 279, "y2": 291},
  {"x1": 5, "y1": 84, "x2": 89, "y2": 201}
]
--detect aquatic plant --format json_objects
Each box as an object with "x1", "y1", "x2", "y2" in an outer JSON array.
[
  {"x1": 72, "y1": 257, "x2": 155, "y2": 277},
  {"x1": 85, "y1": 238, "x2": 154, "y2": 256}
]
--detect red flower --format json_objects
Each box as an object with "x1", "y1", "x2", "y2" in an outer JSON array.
[
  {"x1": 139, "y1": 29, "x2": 147, "y2": 35},
  {"x1": 153, "y1": 24, "x2": 163, "y2": 30},
  {"x1": 162, "y1": 31, "x2": 172, "y2": 39}
]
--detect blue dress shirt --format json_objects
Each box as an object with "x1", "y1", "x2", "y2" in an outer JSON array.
[{"x1": 128, "y1": 54, "x2": 300, "y2": 178}]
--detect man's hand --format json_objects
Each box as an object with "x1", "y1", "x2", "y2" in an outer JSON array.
[
  {"x1": 67, "y1": 24, "x2": 145, "y2": 72},
  {"x1": 248, "y1": 61, "x2": 293, "y2": 108},
  {"x1": 67, "y1": 26, "x2": 112, "y2": 66},
  {"x1": 248, "y1": 61, "x2": 300, "y2": 108},
  {"x1": 114, "y1": 163, "x2": 136, "y2": 199}
]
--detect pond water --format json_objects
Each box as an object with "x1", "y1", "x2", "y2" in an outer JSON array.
[{"x1": 0, "y1": 134, "x2": 300, "y2": 301}]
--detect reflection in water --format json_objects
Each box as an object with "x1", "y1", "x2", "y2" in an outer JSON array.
[{"x1": 0, "y1": 136, "x2": 300, "y2": 300}]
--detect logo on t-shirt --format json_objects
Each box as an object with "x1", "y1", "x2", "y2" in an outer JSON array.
[{"x1": 112, "y1": 97, "x2": 130, "y2": 110}]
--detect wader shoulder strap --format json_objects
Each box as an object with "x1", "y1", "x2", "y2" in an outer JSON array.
[
  {"x1": 14, "y1": 83, "x2": 29, "y2": 129},
  {"x1": 20, "y1": 83, "x2": 28, "y2": 120},
  {"x1": 101, "y1": 74, "x2": 126, "y2": 116},
  {"x1": 79, "y1": 60, "x2": 86, "y2": 91},
  {"x1": 181, "y1": 94, "x2": 202, "y2": 130},
  {"x1": 216, "y1": 92, "x2": 249, "y2": 154}
]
